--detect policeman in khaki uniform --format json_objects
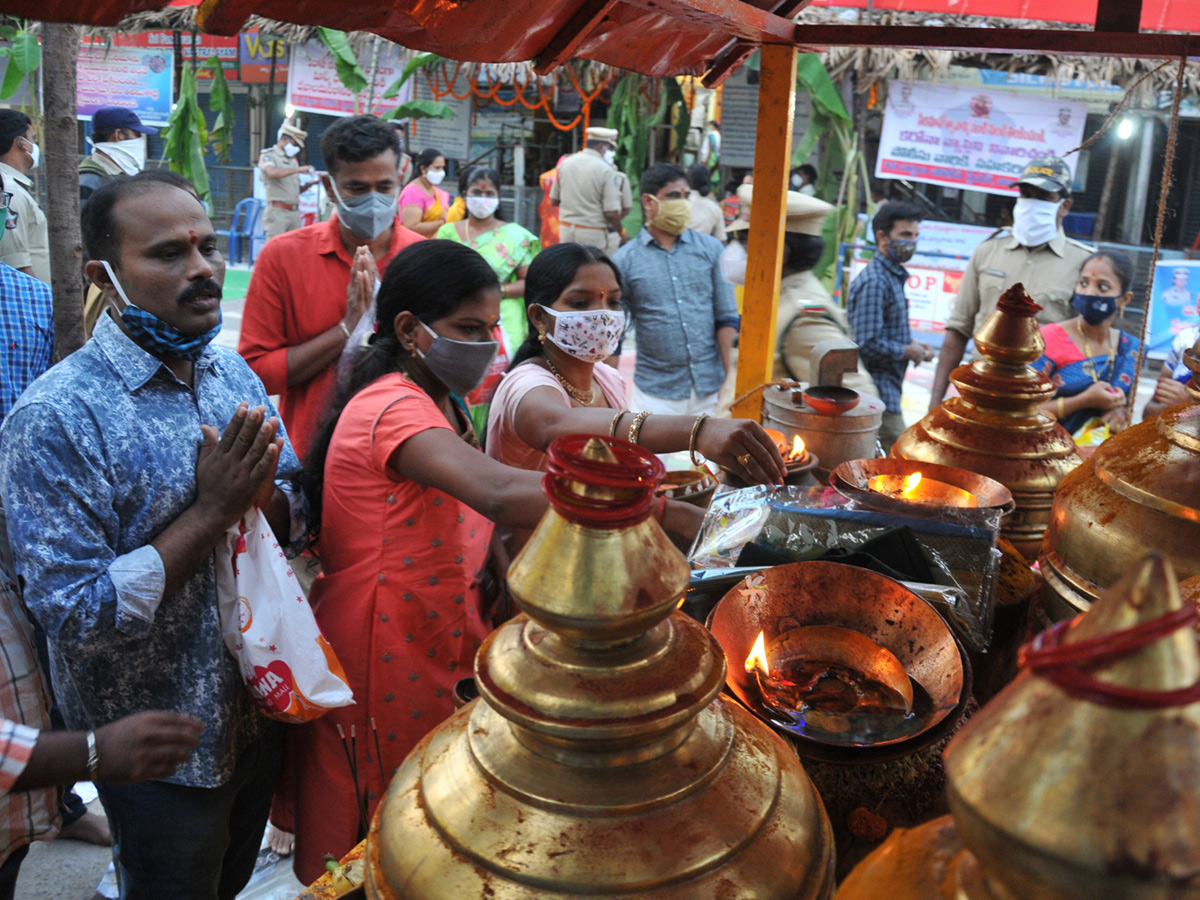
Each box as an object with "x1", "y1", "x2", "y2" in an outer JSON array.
[
  {"x1": 259, "y1": 121, "x2": 317, "y2": 240},
  {"x1": 551, "y1": 126, "x2": 625, "y2": 253},
  {"x1": 770, "y1": 190, "x2": 878, "y2": 398},
  {"x1": 929, "y1": 155, "x2": 1092, "y2": 408}
]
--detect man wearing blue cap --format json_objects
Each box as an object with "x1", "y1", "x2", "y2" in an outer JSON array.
[{"x1": 79, "y1": 107, "x2": 159, "y2": 206}]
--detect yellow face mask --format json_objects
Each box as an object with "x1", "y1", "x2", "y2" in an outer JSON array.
[{"x1": 647, "y1": 197, "x2": 691, "y2": 236}]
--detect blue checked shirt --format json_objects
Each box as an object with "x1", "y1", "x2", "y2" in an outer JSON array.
[
  {"x1": 613, "y1": 228, "x2": 739, "y2": 400},
  {"x1": 0, "y1": 315, "x2": 303, "y2": 788},
  {"x1": 0, "y1": 262, "x2": 53, "y2": 429},
  {"x1": 847, "y1": 251, "x2": 912, "y2": 413}
]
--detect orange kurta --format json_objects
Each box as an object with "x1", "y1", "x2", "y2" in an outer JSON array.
[{"x1": 283, "y1": 373, "x2": 492, "y2": 884}]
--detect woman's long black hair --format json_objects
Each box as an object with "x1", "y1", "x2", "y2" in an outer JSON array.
[
  {"x1": 296, "y1": 240, "x2": 500, "y2": 548},
  {"x1": 506, "y1": 242, "x2": 623, "y2": 370}
]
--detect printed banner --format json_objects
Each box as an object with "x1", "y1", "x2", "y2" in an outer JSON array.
[
  {"x1": 941, "y1": 66, "x2": 1123, "y2": 116},
  {"x1": 287, "y1": 39, "x2": 411, "y2": 118},
  {"x1": 849, "y1": 257, "x2": 964, "y2": 333},
  {"x1": 1148, "y1": 260, "x2": 1200, "y2": 357},
  {"x1": 77, "y1": 44, "x2": 174, "y2": 127},
  {"x1": 876, "y1": 81, "x2": 1086, "y2": 196},
  {"x1": 239, "y1": 30, "x2": 289, "y2": 84}
]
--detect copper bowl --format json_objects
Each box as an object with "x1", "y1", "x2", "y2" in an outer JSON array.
[
  {"x1": 802, "y1": 386, "x2": 860, "y2": 417},
  {"x1": 831, "y1": 458, "x2": 1016, "y2": 517},
  {"x1": 708, "y1": 560, "x2": 970, "y2": 763},
  {"x1": 656, "y1": 468, "x2": 719, "y2": 508}
]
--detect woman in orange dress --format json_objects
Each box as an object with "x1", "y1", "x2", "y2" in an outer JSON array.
[{"x1": 280, "y1": 240, "x2": 703, "y2": 883}]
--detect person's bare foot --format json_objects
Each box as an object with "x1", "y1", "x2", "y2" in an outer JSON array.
[
  {"x1": 267, "y1": 823, "x2": 294, "y2": 857},
  {"x1": 59, "y1": 810, "x2": 112, "y2": 846}
]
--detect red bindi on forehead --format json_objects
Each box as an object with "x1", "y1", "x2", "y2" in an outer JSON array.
[{"x1": 188, "y1": 230, "x2": 198, "y2": 246}]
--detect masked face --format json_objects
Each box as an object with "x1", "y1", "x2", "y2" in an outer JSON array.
[
  {"x1": 330, "y1": 179, "x2": 399, "y2": 241},
  {"x1": 888, "y1": 239, "x2": 918, "y2": 264},
  {"x1": 415, "y1": 321, "x2": 498, "y2": 396},
  {"x1": 466, "y1": 195, "x2": 500, "y2": 220},
  {"x1": 425, "y1": 161, "x2": 447, "y2": 186},
  {"x1": 1012, "y1": 196, "x2": 1063, "y2": 248},
  {"x1": 95, "y1": 135, "x2": 147, "y2": 175},
  {"x1": 19, "y1": 134, "x2": 38, "y2": 171},
  {"x1": 283, "y1": 141, "x2": 301, "y2": 158},
  {"x1": 603, "y1": 147, "x2": 616, "y2": 166},
  {"x1": 1071, "y1": 292, "x2": 1117, "y2": 326},
  {"x1": 539, "y1": 305, "x2": 625, "y2": 362},
  {"x1": 101, "y1": 260, "x2": 222, "y2": 361},
  {"x1": 719, "y1": 239, "x2": 748, "y2": 285}
]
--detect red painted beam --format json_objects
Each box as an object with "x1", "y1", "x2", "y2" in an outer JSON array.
[
  {"x1": 534, "y1": 0, "x2": 622, "y2": 74},
  {"x1": 618, "y1": 0, "x2": 803, "y2": 43},
  {"x1": 790, "y1": 24, "x2": 1198, "y2": 58},
  {"x1": 702, "y1": 0, "x2": 820, "y2": 87},
  {"x1": 195, "y1": 0, "x2": 257, "y2": 35}
]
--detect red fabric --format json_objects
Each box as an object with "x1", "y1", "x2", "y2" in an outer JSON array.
[
  {"x1": 538, "y1": 167, "x2": 562, "y2": 248},
  {"x1": 237, "y1": 215, "x2": 423, "y2": 459},
  {"x1": 282, "y1": 373, "x2": 493, "y2": 884},
  {"x1": 1041, "y1": 321, "x2": 1085, "y2": 367}
]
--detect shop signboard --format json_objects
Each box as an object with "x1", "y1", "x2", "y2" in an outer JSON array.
[
  {"x1": 286, "y1": 39, "x2": 411, "y2": 117},
  {"x1": 77, "y1": 43, "x2": 173, "y2": 127},
  {"x1": 875, "y1": 81, "x2": 1086, "y2": 195},
  {"x1": 411, "y1": 65, "x2": 472, "y2": 160},
  {"x1": 1147, "y1": 259, "x2": 1200, "y2": 357},
  {"x1": 717, "y1": 65, "x2": 812, "y2": 169},
  {"x1": 239, "y1": 30, "x2": 289, "y2": 84}
]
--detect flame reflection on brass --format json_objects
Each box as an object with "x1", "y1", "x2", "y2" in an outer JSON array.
[
  {"x1": 789, "y1": 435, "x2": 807, "y2": 461},
  {"x1": 867, "y1": 474, "x2": 979, "y2": 507}
]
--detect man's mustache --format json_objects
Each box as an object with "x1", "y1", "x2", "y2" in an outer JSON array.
[{"x1": 177, "y1": 279, "x2": 223, "y2": 305}]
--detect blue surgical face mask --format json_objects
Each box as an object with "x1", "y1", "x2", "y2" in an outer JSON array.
[
  {"x1": 329, "y1": 181, "x2": 398, "y2": 241},
  {"x1": 1072, "y1": 292, "x2": 1117, "y2": 326},
  {"x1": 415, "y1": 322, "x2": 498, "y2": 397},
  {"x1": 100, "y1": 261, "x2": 222, "y2": 361}
]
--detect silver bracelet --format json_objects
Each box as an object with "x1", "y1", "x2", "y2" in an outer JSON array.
[
  {"x1": 86, "y1": 730, "x2": 99, "y2": 782},
  {"x1": 338, "y1": 321, "x2": 352, "y2": 340}
]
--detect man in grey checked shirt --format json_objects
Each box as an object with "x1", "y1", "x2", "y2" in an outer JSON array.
[
  {"x1": 847, "y1": 201, "x2": 935, "y2": 452},
  {"x1": 613, "y1": 162, "x2": 738, "y2": 417}
]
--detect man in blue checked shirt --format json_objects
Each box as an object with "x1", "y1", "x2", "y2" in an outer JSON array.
[
  {"x1": 0, "y1": 170, "x2": 304, "y2": 900},
  {"x1": 0, "y1": 173, "x2": 52, "y2": 430},
  {"x1": 613, "y1": 162, "x2": 738, "y2": 417},
  {"x1": 847, "y1": 201, "x2": 936, "y2": 452}
]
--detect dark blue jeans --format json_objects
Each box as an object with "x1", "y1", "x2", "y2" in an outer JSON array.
[{"x1": 97, "y1": 727, "x2": 283, "y2": 900}]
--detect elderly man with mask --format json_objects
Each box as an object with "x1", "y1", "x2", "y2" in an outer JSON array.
[
  {"x1": 79, "y1": 107, "x2": 158, "y2": 207},
  {"x1": 0, "y1": 169, "x2": 303, "y2": 900},
  {"x1": 928, "y1": 155, "x2": 1092, "y2": 409},
  {"x1": 239, "y1": 114, "x2": 422, "y2": 458}
]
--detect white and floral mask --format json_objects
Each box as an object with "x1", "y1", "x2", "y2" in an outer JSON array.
[{"x1": 539, "y1": 306, "x2": 626, "y2": 363}]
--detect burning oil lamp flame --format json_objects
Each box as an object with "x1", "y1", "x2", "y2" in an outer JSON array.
[
  {"x1": 745, "y1": 631, "x2": 770, "y2": 674},
  {"x1": 788, "y1": 435, "x2": 806, "y2": 462},
  {"x1": 901, "y1": 472, "x2": 922, "y2": 497},
  {"x1": 866, "y1": 472, "x2": 979, "y2": 507}
]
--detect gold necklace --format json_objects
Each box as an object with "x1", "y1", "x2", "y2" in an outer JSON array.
[
  {"x1": 1076, "y1": 318, "x2": 1115, "y2": 383},
  {"x1": 544, "y1": 355, "x2": 595, "y2": 405}
]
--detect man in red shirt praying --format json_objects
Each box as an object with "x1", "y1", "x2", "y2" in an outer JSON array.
[{"x1": 239, "y1": 115, "x2": 423, "y2": 459}]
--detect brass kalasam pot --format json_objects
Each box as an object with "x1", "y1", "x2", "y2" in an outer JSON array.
[
  {"x1": 892, "y1": 284, "x2": 1081, "y2": 561},
  {"x1": 365, "y1": 436, "x2": 836, "y2": 900},
  {"x1": 1040, "y1": 336, "x2": 1200, "y2": 620},
  {"x1": 836, "y1": 554, "x2": 1200, "y2": 900}
]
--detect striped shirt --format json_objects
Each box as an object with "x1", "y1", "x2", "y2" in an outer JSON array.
[
  {"x1": 0, "y1": 261, "x2": 54, "y2": 428},
  {"x1": 0, "y1": 507, "x2": 58, "y2": 866}
]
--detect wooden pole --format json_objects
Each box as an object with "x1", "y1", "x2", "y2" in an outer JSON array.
[
  {"x1": 42, "y1": 22, "x2": 85, "y2": 359},
  {"x1": 731, "y1": 43, "x2": 796, "y2": 420}
]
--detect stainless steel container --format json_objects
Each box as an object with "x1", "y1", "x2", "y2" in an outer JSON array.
[{"x1": 762, "y1": 385, "x2": 884, "y2": 480}]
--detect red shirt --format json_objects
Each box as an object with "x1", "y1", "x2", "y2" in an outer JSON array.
[{"x1": 237, "y1": 214, "x2": 423, "y2": 459}]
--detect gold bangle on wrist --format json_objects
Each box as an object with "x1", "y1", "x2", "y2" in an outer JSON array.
[
  {"x1": 608, "y1": 408, "x2": 630, "y2": 439},
  {"x1": 1056, "y1": 397, "x2": 1065, "y2": 419},
  {"x1": 688, "y1": 413, "x2": 710, "y2": 466},
  {"x1": 628, "y1": 410, "x2": 651, "y2": 444}
]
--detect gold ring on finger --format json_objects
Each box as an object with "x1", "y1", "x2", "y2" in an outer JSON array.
[{"x1": 737, "y1": 453, "x2": 751, "y2": 466}]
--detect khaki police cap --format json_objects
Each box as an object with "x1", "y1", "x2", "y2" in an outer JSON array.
[
  {"x1": 280, "y1": 121, "x2": 307, "y2": 141},
  {"x1": 585, "y1": 127, "x2": 618, "y2": 143}
]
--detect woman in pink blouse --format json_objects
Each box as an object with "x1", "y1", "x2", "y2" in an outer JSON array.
[{"x1": 398, "y1": 148, "x2": 449, "y2": 238}]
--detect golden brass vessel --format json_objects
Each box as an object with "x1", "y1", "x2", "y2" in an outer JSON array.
[
  {"x1": 365, "y1": 436, "x2": 836, "y2": 899},
  {"x1": 892, "y1": 284, "x2": 1081, "y2": 560},
  {"x1": 836, "y1": 553, "x2": 1200, "y2": 900},
  {"x1": 1040, "y1": 334, "x2": 1200, "y2": 620}
]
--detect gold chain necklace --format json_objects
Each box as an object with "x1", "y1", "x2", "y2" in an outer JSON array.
[
  {"x1": 1076, "y1": 318, "x2": 1115, "y2": 383},
  {"x1": 544, "y1": 355, "x2": 595, "y2": 405}
]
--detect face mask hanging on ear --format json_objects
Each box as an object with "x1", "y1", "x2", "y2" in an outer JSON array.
[{"x1": 100, "y1": 261, "x2": 222, "y2": 361}]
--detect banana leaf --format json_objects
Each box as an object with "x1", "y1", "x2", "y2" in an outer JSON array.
[{"x1": 315, "y1": 27, "x2": 367, "y2": 96}]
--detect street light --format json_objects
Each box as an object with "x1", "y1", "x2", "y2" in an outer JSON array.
[{"x1": 1117, "y1": 117, "x2": 1134, "y2": 140}]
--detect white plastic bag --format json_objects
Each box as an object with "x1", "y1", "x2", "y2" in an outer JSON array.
[{"x1": 214, "y1": 507, "x2": 353, "y2": 723}]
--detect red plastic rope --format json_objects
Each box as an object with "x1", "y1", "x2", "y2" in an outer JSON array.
[
  {"x1": 1019, "y1": 605, "x2": 1200, "y2": 709},
  {"x1": 542, "y1": 435, "x2": 664, "y2": 528}
]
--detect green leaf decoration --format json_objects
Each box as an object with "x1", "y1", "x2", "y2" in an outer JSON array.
[
  {"x1": 0, "y1": 54, "x2": 24, "y2": 100},
  {"x1": 160, "y1": 64, "x2": 211, "y2": 205},
  {"x1": 383, "y1": 52, "x2": 444, "y2": 99},
  {"x1": 315, "y1": 27, "x2": 367, "y2": 96},
  {"x1": 201, "y1": 55, "x2": 235, "y2": 163},
  {"x1": 9, "y1": 30, "x2": 37, "y2": 76},
  {"x1": 381, "y1": 99, "x2": 454, "y2": 121}
]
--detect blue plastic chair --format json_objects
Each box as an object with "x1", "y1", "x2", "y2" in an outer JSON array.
[{"x1": 216, "y1": 198, "x2": 263, "y2": 265}]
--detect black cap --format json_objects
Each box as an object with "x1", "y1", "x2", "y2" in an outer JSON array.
[
  {"x1": 91, "y1": 107, "x2": 159, "y2": 136},
  {"x1": 1011, "y1": 156, "x2": 1071, "y2": 195}
]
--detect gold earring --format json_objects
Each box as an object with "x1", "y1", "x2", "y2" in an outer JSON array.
[{"x1": 537, "y1": 327, "x2": 547, "y2": 344}]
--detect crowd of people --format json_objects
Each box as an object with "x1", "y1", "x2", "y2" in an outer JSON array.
[{"x1": 0, "y1": 101, "x2": 1186, "y2": 900}]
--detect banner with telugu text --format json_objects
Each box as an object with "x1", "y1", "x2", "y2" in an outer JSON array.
[
  {"x1": 875, "y1": 81, "x2": 1086, "y2": 196},
  {"x1": 77, "y1": 44, "x2": 174, "y2": 127},
  {"x1": 286, "y1": 39, "x2": 411, "y2": 118}
]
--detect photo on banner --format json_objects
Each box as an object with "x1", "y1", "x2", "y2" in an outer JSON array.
[
  {"x1": 875, "y1": 81, "x2": 1087, "y2": 196},
  {"x1": 1147, "y1": 260, "x2": 1200, "y2": 359}
]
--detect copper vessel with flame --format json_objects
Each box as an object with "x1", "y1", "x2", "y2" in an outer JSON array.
[
  {"x1": 1040, "y1": 334, "x2": 1200, "y2": 620},
  {"x1": 365, "y1": 436, "x2": 836, "y2": 899},
  {"x1": 892, "y1": 284, "x2": 1081, "y2": 560},
  {"x1": 831, "y1": 458, "x2": 1015, "y2": 518},
  {"x1": 834, "y1": 553, "x2": 1200, "y2": 900}
]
